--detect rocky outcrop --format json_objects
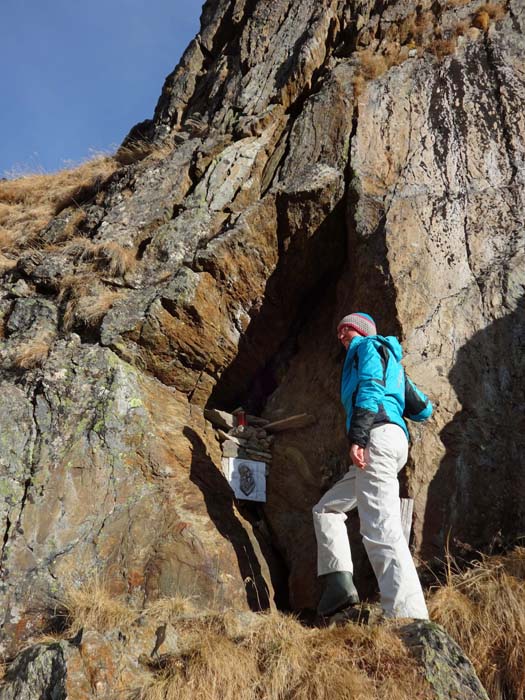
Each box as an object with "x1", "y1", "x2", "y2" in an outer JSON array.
[
  {"x1": 399, "y1": 621, "x2": 489, "y2": 700},
  {"x1": 0, "y1": 338, "x2": 276, "y2": 655},
  {"x1": 0, "y1": 0, "x2": 524, "y2": 653}
]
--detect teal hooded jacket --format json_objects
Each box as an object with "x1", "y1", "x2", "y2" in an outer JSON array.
[{"x1": 341, "y1": 335, "x2": 432, "y2": 447}]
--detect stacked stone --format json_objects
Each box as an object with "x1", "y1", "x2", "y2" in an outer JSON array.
[
  {"x1": 220, "y1": 424, "x2": 274, "y2": 466},
  {"x1": 204, "y1": 408, "x2": 274, "y2": 470}
]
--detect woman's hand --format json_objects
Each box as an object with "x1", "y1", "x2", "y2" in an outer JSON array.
[{"x1": 350, "y1": 443, "x2": 366, "y2": 469}]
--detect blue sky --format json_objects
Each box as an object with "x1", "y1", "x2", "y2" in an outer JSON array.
[{"x1": 0, "y1": 0, "x2": 203, "y2": 176}]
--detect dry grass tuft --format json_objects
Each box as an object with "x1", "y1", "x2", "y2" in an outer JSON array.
[
  {"x1": 357, "y1": 49, "x2": 389, "y2": 81},
  {"x1": 429, "y1": 37, "x2": 458, "y2": 59},
  {"x1": 398, "y1": 13, "x2": 417, "y2": 44},
  {"x1": 479, "y1": 3, "x2": 507, "y2": 20},
  {"x1": 59, "y1": 275, "x2": 124, "y2": 330},
  {"x1": 140, "y1": 633, "x2": 259, "y2": 700},
  {"x1": 0, "y1": 156, "x2": 117, "y2": 254},
  {"x1": 11, "y1": 332, "x2": 54, "y2": 369},
  {"x1": 115, "y1": 140, "x2": 156, "y2": 166},
  {"x1": 143, "y1": 595, "x2": 196, "y2": 624},
  {"x1": 60, "y1": 238, "x2": 137, "y2": 277},
  {"x1": 61, "y1": 237, "x2": 99, "y2": 262},
  {"x1": 60, "y1": 574, "x2": 140, "y2": 636},
  {"x1": 351, "y1": 0, "x2": 509, "y2": 94},
  {"x1": 0, "y1": 252, "x2": 17, "y2": 274},
  {"x1": 249, "y1": 614, "x2": 376, "y2": 700},
  {"x1": 97, "y1": 241, "x2": 137, "y2": 276},
  {"x1": 398, "y1": 11, "x2": 434, "y2": 45},
  {"x1": 428, "y1": 547, "x2": 525, "y2": 700},
  {"x1": 473, "y1": 9, "x2": 491, "y2": 31},
  {"x1": 115, "y1": 138, "x2": 175, "y2": 167},
  {"x1": 58, "y1": 575, "x2": 196, "y2": 639},
  {"x1": 39, "y1": 552, "x2": 525, "y2": 700},
  {"x1": 352, "y1": 49, "x2": 391, "y2": 98},
  {"x1": 73, "y1": 288, "x2": 124, "y2": 327},
  {"x1": 472, "y1": 4, "x2": 506, "y2": 32},
  {"x1": 57, "y1": 208, "x2": 89, "y2": 244},
  {"x1": 454, "y1": 20, "x2": 471, "y2": 36}
]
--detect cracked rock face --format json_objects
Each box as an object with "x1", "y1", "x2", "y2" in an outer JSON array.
[{"x1": 0, "y1": 0, "x2": 524, "y2": 650}]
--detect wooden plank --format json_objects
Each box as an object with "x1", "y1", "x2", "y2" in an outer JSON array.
[
  {"x1": 400, "y1": 498, "x2": 414, "y2": 544},
  {"x1": 247, "y1": 414, "x2": 270, "y2": 427},
  {"x1": 263, "y1": 413, "x2": 316, "y2": 433},
  {"x1": 244, "y1": 448, "x2": 273, "y2": 461}
]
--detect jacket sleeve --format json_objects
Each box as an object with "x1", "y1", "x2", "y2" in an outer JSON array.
[
  {"x1": 403, "y1": 374, "x2": 433, "y2": 422},
  {"x1": 347, "y1": 341, "x2": 386, "y2": 447}
]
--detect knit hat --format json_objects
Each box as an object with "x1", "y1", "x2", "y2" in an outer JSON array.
[{"x1": 337, "y1": 312, "x2": 377, "y2": 337}]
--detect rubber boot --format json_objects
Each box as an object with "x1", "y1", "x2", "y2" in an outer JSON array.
[{"x1": 317, "y1": 571, "x2": 360, "y2": 617}]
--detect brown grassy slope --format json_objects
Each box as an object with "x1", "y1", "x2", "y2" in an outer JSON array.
[
  {"x1": 0, "y1": 156, "x2": 144, "y2": 337},
  {"x1": 429, "y1": 547, "x2": 525, "y2": 700},
  {"x1": 51, "y1": 549, "x2": 525, "y2": 700},
  {"x1": 0, "y1": 156, "x2": 117, "y2": 259},
  {"x1": 52, "y1": 576, "x2": 431, "y2": 700},
  {"x1": 132, "y1": 614, "x2": 432, "y2": 700}
]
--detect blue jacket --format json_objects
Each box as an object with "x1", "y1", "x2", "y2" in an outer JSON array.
[{"x1": 341, "y1": 335, "x2": 432, "y2": 447}]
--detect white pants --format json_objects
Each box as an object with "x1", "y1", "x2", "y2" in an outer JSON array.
[{"x1": 312, "y1": 424, "x2": 428, "y2": 619}]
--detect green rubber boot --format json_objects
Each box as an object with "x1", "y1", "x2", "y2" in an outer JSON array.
[{"x1": 317, "y1": 571, "x2": 360, "y2": 617}]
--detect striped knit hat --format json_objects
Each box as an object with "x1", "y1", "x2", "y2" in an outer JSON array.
[{"x1": 337, "y1": 312, "x2": 377, "y2": 337}]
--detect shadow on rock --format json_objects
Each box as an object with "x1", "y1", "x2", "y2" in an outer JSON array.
[
  {"x1": 422, "y1": 296, "x2": 525, "y2": 562},
  {"x1": 184, "y1": 426, "x2": 274, "y2": 611}
]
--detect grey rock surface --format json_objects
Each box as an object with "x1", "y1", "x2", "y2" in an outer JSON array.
[
  {"x1": 399, "y1": 621, "x2": 490, "y2": 700},
  {"x1": 0, "y1": 642, "x2": 69, "y2": 700}
]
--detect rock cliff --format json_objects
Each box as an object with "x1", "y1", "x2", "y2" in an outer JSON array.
[{"x1": 0, "y1": 0, "x2": 523, "y2": 655}]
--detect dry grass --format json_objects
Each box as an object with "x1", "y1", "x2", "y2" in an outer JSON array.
[
  {"x1": 445, "y1": 0, "x2": 473, "y2": 7},
  {"x1": 57, "y1": 574, "x2": 197, "y2": 636},
  {"x1": 139, "y1": 633, "x2": 260, "y2": 700},
  {"x1": 58, "y1": 275, "x2": 124, "y2": 329},
  {"x1": 352, "y1": 0, "x2": 509, "y2": 94},
  {"x1": 11, "y1": 332, "x2": 54, "y2": 369},
  {"x1": 429, "y1": 36, "x2": 458, "y2": 59},
  {"x1": 135, "y1": 612, "x2": 430, "y2": 700},
  {"x1": 97, "y1": 241, "x2": 137, "y2": 276},
  {"x1": 398, "y1": 11, "x2": 434, "y2": 45},
  {"x1": 428, "y1": 547, "x2": 525, "y2": 700},
  {"x1": 36, "y1": 550, "x2": 525, "y2": 700},
  {"x1": 73, "y1": 288, "x2": 124, "y2": 327},
  {"x1": 144, "y1": 596, "x2": 196, "y2": 623},
  {"x1": 61, "y1": 236, "x2": 137, "y2": 277},
  {"x1": 55, "y1": 208, "x2": 88, "y2": 244},
  {"x1": 115, "y1": 138, "x2": 176, "y2": 167},
  {"x1": 0, "y1": 156, "x2": 117, "y2": 254},
  {"x1": 135, "y1": 550, "x2": 525, "y2": 699},
  {"x1": 357, "y1": 49, "x2": 389, "y2": 81},
  {"x1": 0, "y1": 253, "x2": 17, "y2": 275},
  {"x1": 472, "y1": 3, "x2": 506, "y2": 30},
  {"x1": 478, "y1": 3, "x2": 507, "y2": 20},
  {"x1": 59, "y1": 575, "x2": 140, "y2": 636},
  {"x1": 454, "y1": 19, "x2": 471, "y2": 36},
  {"x1": 58, "y1": 576, "x2": 195, "y2": 637},
  {"x1": 52, "y1": 575, "x2": 431, "y2": 700},
  {"x1": 473, "y1": 9, "x2": 491, "y2": 31}
]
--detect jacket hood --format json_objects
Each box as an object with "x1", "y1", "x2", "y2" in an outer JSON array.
[{"x1": 346, "y1": 334, "x2": 403, "y2": 361}]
